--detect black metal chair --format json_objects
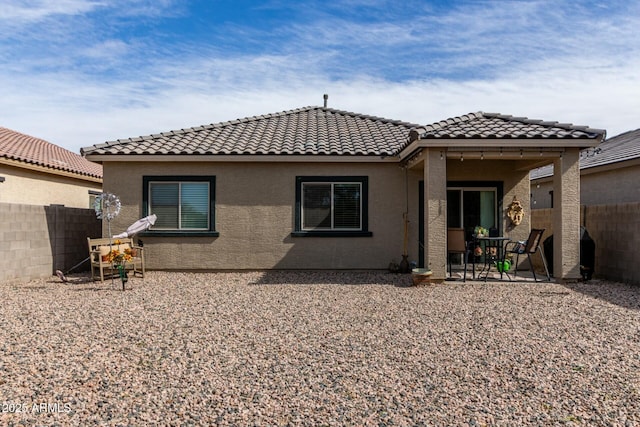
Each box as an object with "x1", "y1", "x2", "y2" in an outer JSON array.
[
  {"x1": 447, "y1": 228, "x2": 472, "y2": 281},
  {"x1": 503, "y1": 228, "x2": 551, "y2": 282}
]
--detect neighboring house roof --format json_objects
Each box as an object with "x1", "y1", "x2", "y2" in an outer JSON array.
[
  {"x1": 530, "y1": 128, "x2": 640, "y2": 180},
  {"x1": 81, "y1": 106, "x2": 422, "y2": 158},
  {"x1": 415, "y1": 112, "x2": 605, "y2": 140},
  {"x1": 0, "y1": 127, "x2": 102, "y2": 180}
]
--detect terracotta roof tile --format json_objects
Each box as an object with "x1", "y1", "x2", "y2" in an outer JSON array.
[
  {"x1": 0, "y1": 127, "x2": 102, "y2": 179},
  {"x1": 81, "y1": 106, "x2": 422, "y2": 158}
]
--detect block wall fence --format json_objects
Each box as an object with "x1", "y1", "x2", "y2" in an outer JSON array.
[
  {"x1": 531, "y1": 202, "x2": 640, "y2": 285},
  {"x1": 0, "y1": 203, "x2": 101, "y2": 283},
  {"x1": 1, "y1": 201, "x2": 637, "y2": 285}
]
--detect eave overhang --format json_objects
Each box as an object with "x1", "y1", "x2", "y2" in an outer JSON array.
[
  {"x1": 399, "y1": 137, "x2": 604, "y2": 163},
  {"x1": 83, "y1": 154, "x2": 401, "y2": 164},
  {"x1": 0, "y1": 157, "x2": 103, "y2": 184}
]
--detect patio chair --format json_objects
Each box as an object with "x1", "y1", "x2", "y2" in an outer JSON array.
[
  {"x1": 447, "y1": 228, "x2": 471, "y2": 281},
  {"x1": 502, "y1": 228, "x2": 551, "y2": 282},
  {"x1": 87, "y1": 237, "x2": 145, "y2": 282}
]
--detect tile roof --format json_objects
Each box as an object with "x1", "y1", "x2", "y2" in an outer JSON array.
[
  {"x1": 81, "y1": 107, "x2": 422, "y2": 158},
  {"x1": 417, "y1": 112, "x2": 605, "y2": 140},
  {"x1": 0, "y1": 127, "x2": 102, "y2": 179},
  {"x1": 530, "y1": 128, "x2": 640, "y2": 180}
]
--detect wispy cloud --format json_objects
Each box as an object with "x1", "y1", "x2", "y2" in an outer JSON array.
[
  {"x1": 1, "y1": 0, "x2": 639, "y2": 152},
  {"x1": 0, "y1": 0, "x2": 102, "y2": 23}
]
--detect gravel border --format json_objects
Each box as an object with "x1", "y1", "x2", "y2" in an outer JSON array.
[{"x1": 1, "y1": 271, "x2": 639, "y2": 426}]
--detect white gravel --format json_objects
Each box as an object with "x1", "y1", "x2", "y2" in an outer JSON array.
[{"x1": 1, "y1": 271, "x2": 639, "y2": 426}]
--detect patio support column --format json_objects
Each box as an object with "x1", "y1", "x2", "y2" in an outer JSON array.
[
  {"x1": 423, "y1": 148, "x2": 447, "y2": 282},
  {"x1": 552, "y1": 148, "x2": 581, "y2": 282}
]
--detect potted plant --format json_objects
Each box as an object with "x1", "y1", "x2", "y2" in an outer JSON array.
[{"x1": 106, "y1": 239, "x2": 134, "y2": 290}]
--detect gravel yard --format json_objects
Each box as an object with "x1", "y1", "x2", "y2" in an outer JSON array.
[{"x1": 1, "y1": 271, "x2": 639, "y2": 426}]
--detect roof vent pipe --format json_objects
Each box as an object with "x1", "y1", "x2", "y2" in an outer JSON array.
[{"x1": 323, "y1": 94, "x2": 328, "y2": 108}]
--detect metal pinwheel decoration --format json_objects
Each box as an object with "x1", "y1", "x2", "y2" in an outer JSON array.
[
  {"x1": 93, "y1": 193, "x2": 125, "y2": 289},
  {"x1": 94, "y1": 192, "x2": 121, "y2": 222}
]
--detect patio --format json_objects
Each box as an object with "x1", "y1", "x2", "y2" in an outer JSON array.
[{"x1": 1, "y1": 271, "x2": 638, "y2": 425}]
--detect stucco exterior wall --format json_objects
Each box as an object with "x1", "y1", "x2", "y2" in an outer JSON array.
[
  {"x1": 102, "y1": 161, "x2": 407, "y2": 270},
  {"x1": 0, "y1": 164, "x2": 101, "y2": 208},
  {"x1": 531, "y1": 163, "x2": 640, "y2": 209}
]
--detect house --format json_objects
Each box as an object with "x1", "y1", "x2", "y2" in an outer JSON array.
[
  {"x1": 0, "y1": 127, "x2": 102, "y2": 208},
  {"x1": 81, "y1": 107, "x2": 604, "y2": 282},
  {"x1": 530, "y1": 128, "x2": 640, "y2": 208}
]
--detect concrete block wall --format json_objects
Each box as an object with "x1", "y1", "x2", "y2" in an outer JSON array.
[
  {"x1": 0, "y1": 203, "x2": 101, "y2": 283},
  {"x1": 531, "y1": 203, "x2": 640, "y2": 285}
]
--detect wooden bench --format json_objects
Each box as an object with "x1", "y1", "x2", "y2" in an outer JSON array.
[{"x1": 87, "y1": 237, "x2": 145, "y2": 282}]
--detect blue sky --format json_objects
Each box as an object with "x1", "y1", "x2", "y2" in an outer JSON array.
[{"x1": 1, "y1": 0, "x2": 639, "y2": 153}]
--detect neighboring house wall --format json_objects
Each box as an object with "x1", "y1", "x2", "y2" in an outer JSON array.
[
  {"x1": 0, "y1": 164, "x2": 101, "y2": 208},
  {"x1": 103, "y1": 161, "x2": 407, "y2": 270},
  {"x1": 531, "y1": 161, "x2": 640, "y2": 208},
  {"x1": 0, "y1": 203, "x2": 101, "y2": 283},
  {"x1": 532, "y1": 203, "x2": 640, "y2": 285}
]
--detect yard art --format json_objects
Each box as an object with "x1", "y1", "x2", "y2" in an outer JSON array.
[
  {"x1": 507, "y1": 197, "x2": 525, "y2": 226},
  {"x1": 94, "y1": 192, "x2": 125, "y2": 289}
]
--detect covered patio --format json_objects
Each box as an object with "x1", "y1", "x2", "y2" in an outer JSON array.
[{"x1": 398, "y1": 112, "x2": 605, "y2": 283}]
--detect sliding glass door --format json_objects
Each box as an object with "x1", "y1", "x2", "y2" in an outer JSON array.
[{"x1": 447, "y1": 184, "x2": 500, "y2": 239}]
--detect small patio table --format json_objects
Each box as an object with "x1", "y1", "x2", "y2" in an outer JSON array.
[{"x1": 475, "y1": 236, "x2": 510, "y2": 281}]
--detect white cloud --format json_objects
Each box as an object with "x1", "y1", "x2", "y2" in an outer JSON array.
[
  {"x1": 3, "y1": 50, "x2": 638, "y2": 154},
  {"x1": 0, "y1": 0, "x2": 103, "y2": 23},
  {"x1": 1, "y1": 0, "x2": 639, "y2": 153}
]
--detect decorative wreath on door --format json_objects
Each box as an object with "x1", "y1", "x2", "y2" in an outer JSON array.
[{"x1": 507, "y1": 197, "x2": 524, "y2": 226}]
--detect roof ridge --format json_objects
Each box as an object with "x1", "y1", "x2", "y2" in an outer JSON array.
[
  {"x1": 421, "y1": 111, "x2": 483, "y2": 131},
  {"x1": 318, "y1": 106, "x2": 423, "y2": 128}
]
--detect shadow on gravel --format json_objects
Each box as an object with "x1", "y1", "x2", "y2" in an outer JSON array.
[
  {"x1": 561, "y1": 280, "x2": 640, "y2": 311},
  {"x1": 248, "y1": 271, "x2": 414, "y2": 287},
  {"x1": 44, "y1": 273, "x2": 126, "y2": 292}
]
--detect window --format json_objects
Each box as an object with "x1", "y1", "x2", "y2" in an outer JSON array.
[
  {"x1": 293, "y1": 176, "x2": 371, "y2": 237},
  {"x1": 446, "y1": 180, "x2": 503, "y2": 238},
  {"x1": 88, "y1": 190, "x2": 101, "y2": 209},
  {"x1": 142, "y1": 176, "x2": 218, "y2": 236}
]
